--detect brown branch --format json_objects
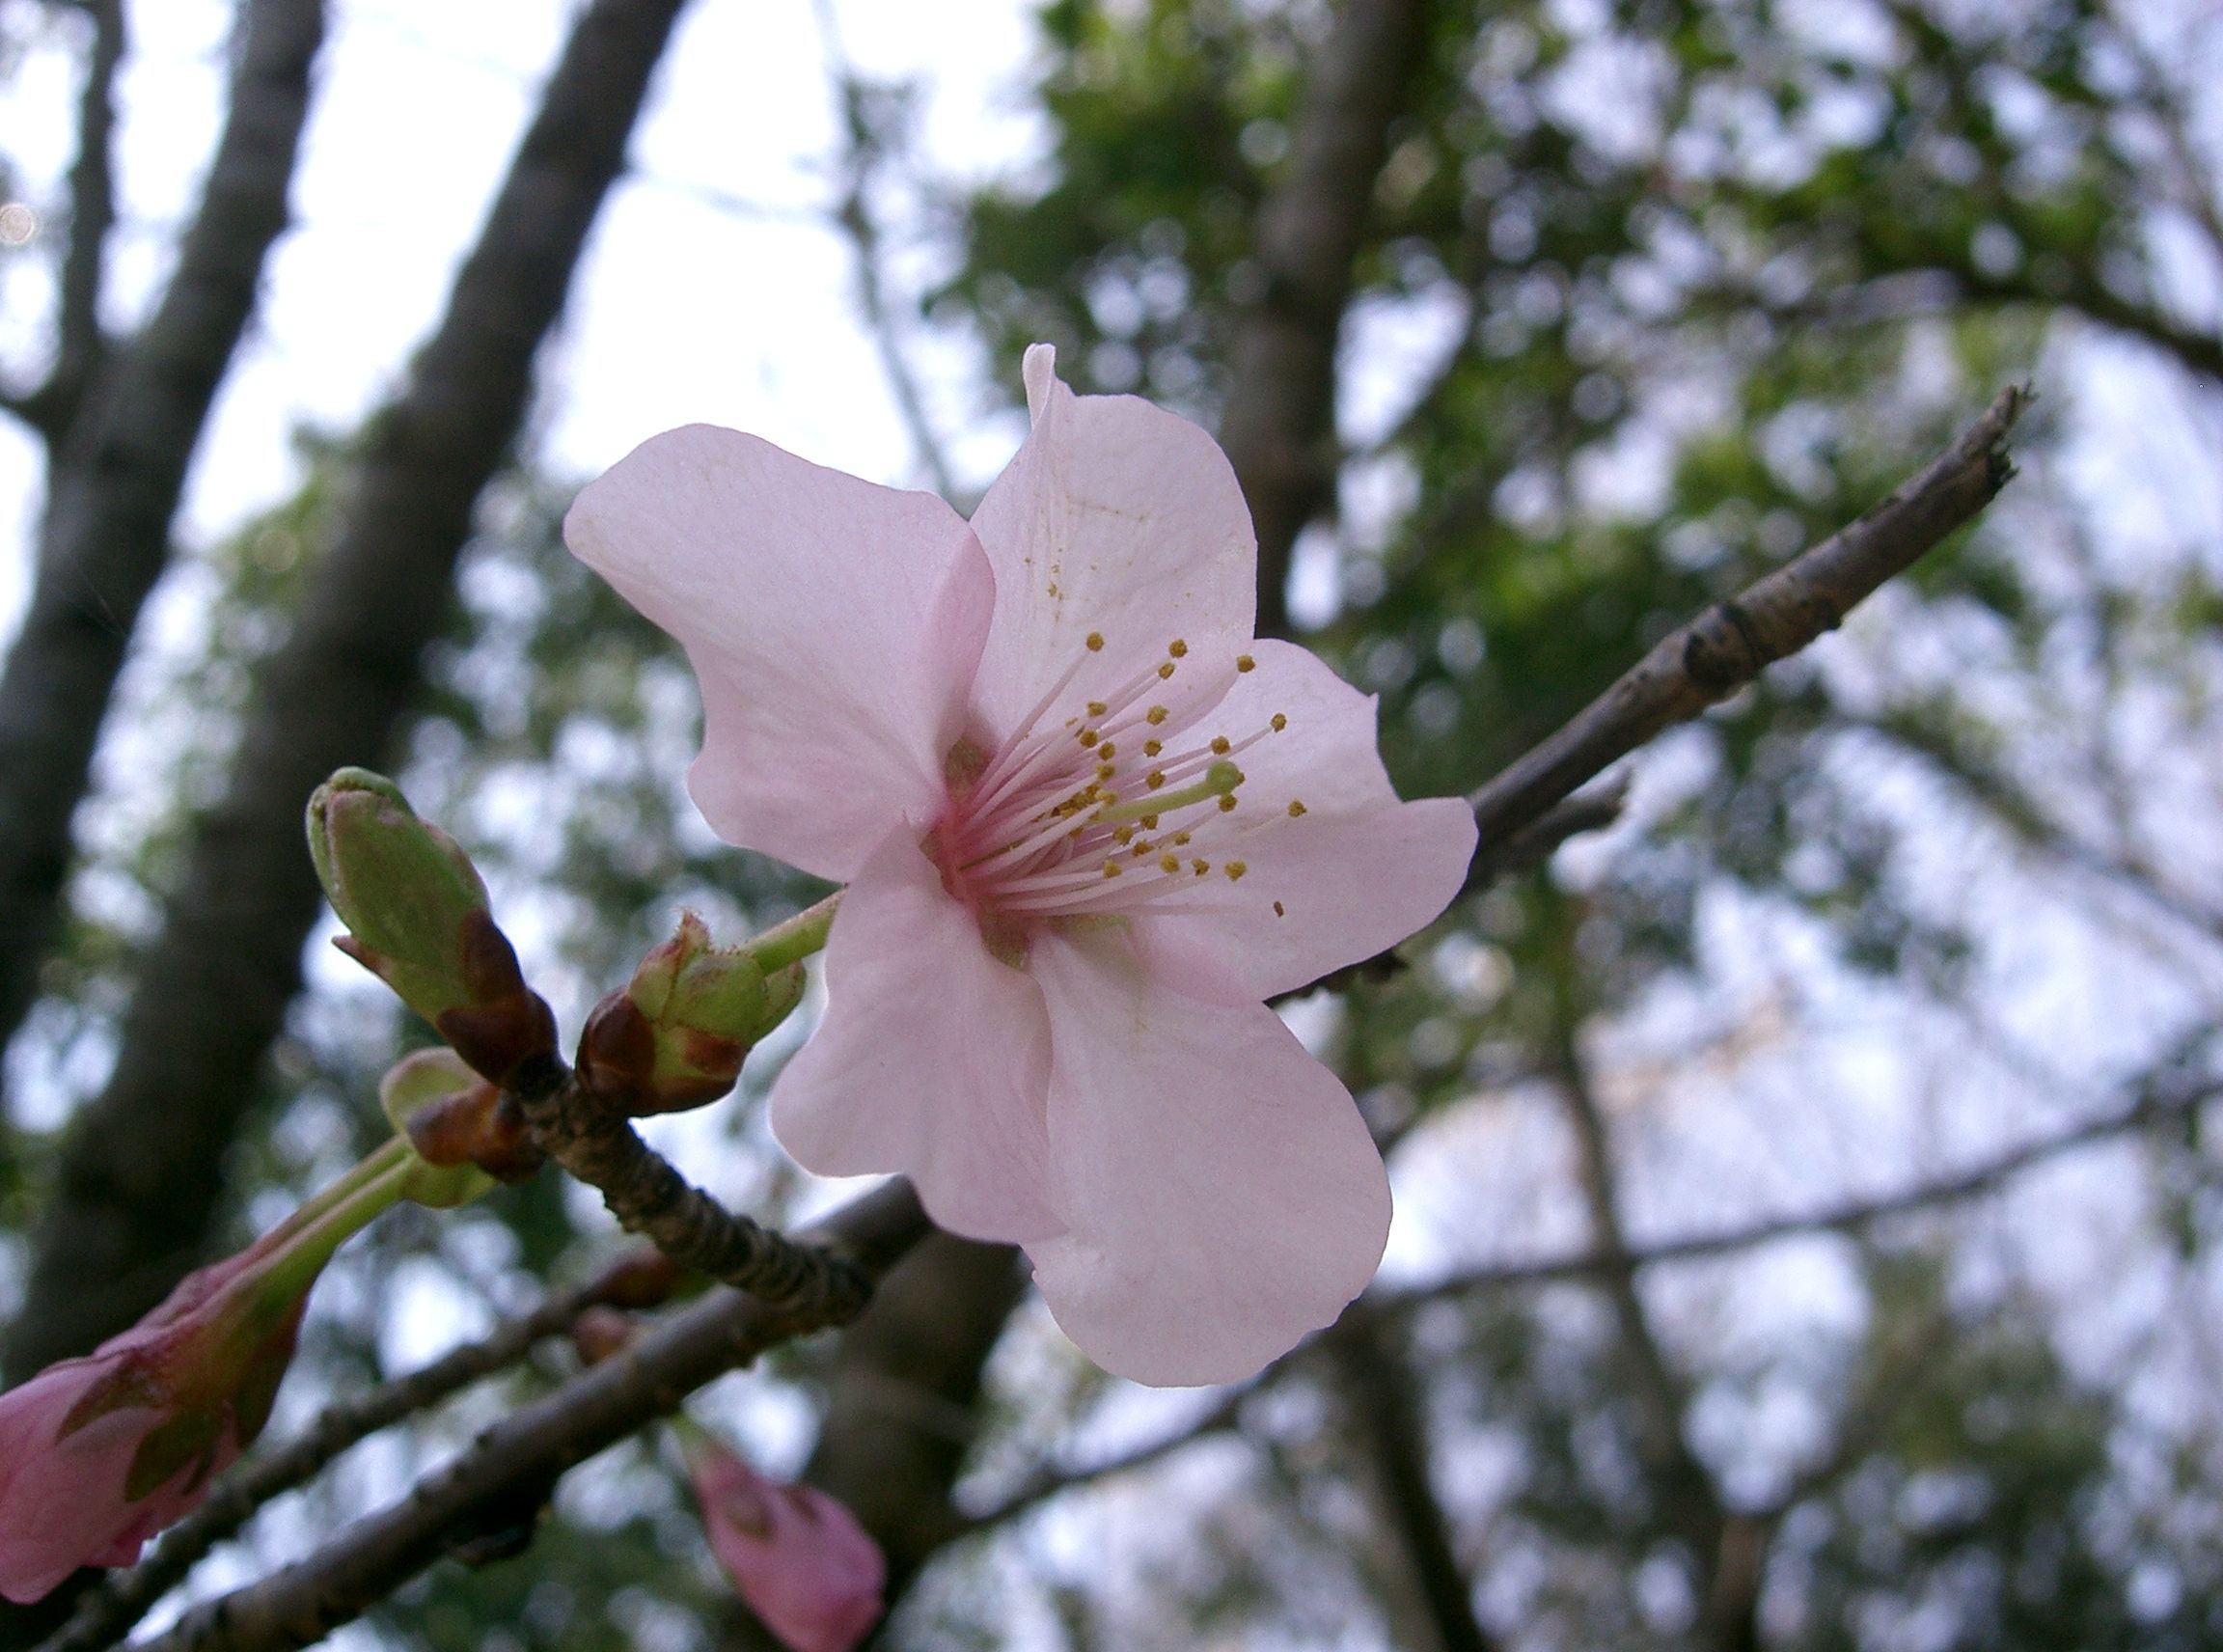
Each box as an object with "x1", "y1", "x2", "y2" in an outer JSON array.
[
  {"x1": 1218, "y1": 0, "x2": 1436, "y2": 640},
  {"x1": 508, "y1": 1063, "x2": 870, "y2": 1322},
  {"x1": 132, "y1": 1182, "x2": 930, "y2": 1652},
  {"x1": 1382, "y1": 1079, "x2": 2213, "y2": 1310},
  {"x1": 1467, "y1": 384, "x2": 2029, "y2": 847},
  {"x1": 4, "y1": 0, "x2": 692, "y2": 1385},
  {"x1": 35, "y1": 1253, "x2": 668, "y2": 1652},
  {"x1": 953, "y1": 1383, "x2": 1254, "y2": 1541},
  {"x1": 0, "y1": 0, "x2": 325, "y2": 1096}
]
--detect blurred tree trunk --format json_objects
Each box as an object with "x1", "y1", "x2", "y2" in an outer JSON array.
[
  {"x1": 0, "y1": 0, "x2": 325, "y2": 1091},
  {"x1": 1217, "y1": 0, "x2": 1435, "y2": 639},
  {"x1": 0, "y1": 0, "x2": 694, "y2": 1400}
]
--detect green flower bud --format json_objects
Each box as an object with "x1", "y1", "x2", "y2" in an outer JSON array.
[
  {"x1": 378, "y1": 1048, "x2": 512, "y2": 1206},
  {"x1": 577, "y1": 914, "x2": 808, "y2": 1115},
  {"x1": 308, "y1": 768, "x2": 557, "y2": 1087}
]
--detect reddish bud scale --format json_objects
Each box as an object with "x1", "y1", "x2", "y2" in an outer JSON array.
[{"x1": 404, "y1": 1082, "x2": 545, "y2": 1184}]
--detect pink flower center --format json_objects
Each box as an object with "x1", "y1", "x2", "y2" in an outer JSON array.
[{"x1": 928, "y1": 634, "x2": 1302, "y2": 943}]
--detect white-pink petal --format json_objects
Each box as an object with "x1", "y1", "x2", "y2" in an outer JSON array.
[
  {"x1": 965, "y1": 346, "x2": 1257, "y2": 742},
  {"x1": 769, "y1": 830, "x2": 1064, "y2": 1243},
  {"x1": 563, "y1": 426, "x2": 995, "y2": 882},
  {"x1": 1024, "y1": 927, "x2": 1392, "y2": 1387},
  {"x1": 1131, "y1": 641, "x2": 1477, "y2": 1002}
]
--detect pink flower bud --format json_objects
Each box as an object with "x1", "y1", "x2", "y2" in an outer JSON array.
[
  {"x1": 686, "y1": 1441, "x2": 885, "y2": 1652},
  {"x1": 0, "y1": 1236, "x2": 316, "y2": 1603}
]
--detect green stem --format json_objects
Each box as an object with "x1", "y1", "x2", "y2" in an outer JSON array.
[
  {"x1": 248, "y1": 1156, "x2": 417, "y2": 1312},
  {"x1": 268, "y1": 1136, "x2": 414, "y2": 1245},
  {"x1": 745, "y1": 891, "x2": 842, "y2": 972}
]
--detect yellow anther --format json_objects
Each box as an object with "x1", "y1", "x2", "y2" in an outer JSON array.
[
  {"x1": 1236, "y1": 653, "x2": 1256, "y2": 672},
  {"x1": 1160, "y1": 854, "x2": 1181, "y2": 873},
  {"x1": 1192, "y1": 858, "x2": 1210, "y2": 875},
  {"x1": 1146, "y1": 705, "x2": 1169, "y2": 726},
  {"x1": 1146, "y1": 770, "x2": 1166, "y2": 790},
  {"x1": 1171, "y1": 831, "x2": 1192, "y2": 846},
  {"x1": 1270, "y1": 712, "x2": 1287, "y2": 731},
  {"x1": 1101, "y1": 860, "x2": 1121, "y2": 877},
  {"x1": 1287, "y1": 800, "x2": 1307, "y2": 818},
  {"x1": 1210, "y1": 735, "x2": 1231, "y2": 755},
  {"x1": 1079, "y1": 728, "x2": 1100, "y2": 745},
  {"x1": 1218, "y1": 795, "x2": 1237, "y2": 812},
  {"x1": 1140, "y1": 813, "x2": 1159, "y2": 829},
  {"x1": 1157, "y1": 662, "x2": 1176, "y2": 679},
  {"x1": 1143, "y1": 739, "x2": 1163, "y2": 757},
  {"x1": 1095, "y1": 763, "x2": 1116, "y2": 783},
  {"x1": 1133, "y1": 840, "x2": 1155, "y2": 858},
  {"x1": 1086, "y1": 701, "x2": 1109, "y2": 717},
  {"x1": 1225, "y1": 861, "x2": 1248, "y2": 881},
  {"x1": 1273, "y1": 899, "x2": 1286, "y2": 916},
  {"x1": 1085, "y1": 632, "x2": 1105, "y2": 651},
  {"x1": 1113, "y1": 826, "x2": 1136, "y2": 844},
  {"x1": 1098, "y1": 741, "x2": 1116, "y2": 759},
  {"x1": 1168, "y1": 638, "x2": 1189, "y2": 658}
]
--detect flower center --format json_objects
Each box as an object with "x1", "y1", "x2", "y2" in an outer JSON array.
[{"x1": 928, "y1": 635, "x2": 1302, "y2": 940}]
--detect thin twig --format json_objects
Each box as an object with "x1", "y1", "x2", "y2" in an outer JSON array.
[
  {"x1": 811, "y1": 0, "x2": 956, "y2": 499},
  {"x1": 1382, "y1": 1079, "x2": 2213, "y2": 1310},
  {"x1": 1468, "y1": 385, "x2": 2028, "y2": 846},
  {"x1": 36, "y1": 1255, "x2": 664, "y2": 1652},
  {"x1": 133, "y1": 1181, "x2": 930, "y2": 1652}
]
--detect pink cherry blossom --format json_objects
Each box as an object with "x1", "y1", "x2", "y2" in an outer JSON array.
[
  {"x1": 686, "y1": 1441, "x2": 885, "y2": 1652},
  {"x1": 565, "y1": 345, "x2": 1476, "y2": 1385},
  {"x1": 0, "y1": 1240, "x2": 308, "y2": 1603}
]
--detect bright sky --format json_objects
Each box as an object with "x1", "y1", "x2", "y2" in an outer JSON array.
[{"x1": 0, "y1": 0, "x2": 1046, "y2": 641}]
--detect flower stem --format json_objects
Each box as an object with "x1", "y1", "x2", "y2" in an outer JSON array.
[
  {"x1": 261, "y1": 1156, "x2": 417, "y2": 1305},
  {"x1": 745, "y1": 891, "x2": 842, "y2": 972},
  {"x1": 272, "y1": 1136, "x2": 414, "y2": 1242}
]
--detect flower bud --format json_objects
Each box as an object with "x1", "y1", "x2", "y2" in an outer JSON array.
[
  {"x1": 685, "y1": 1438, "x2": 886, "y2": 1652},
  {"x1": 378, "y1": 1049, "x2": 540, "y2": 1201},
  {"x1": 569, "y1": 1307, "x2": 640, "y2": 1366},
  {"x1": 576, "y1": 913, "x2": 806, "y2": 1115},
  {"x1": 0, "y1": 1225, "x2": 325, "y2": 1601},
  {"x1": 308, "y1": 769, "x2": 557, "y2": 1087}
]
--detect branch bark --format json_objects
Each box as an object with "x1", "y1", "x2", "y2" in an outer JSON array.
[
  {"x1": 0, "y1": 0, "x2": 325, "y2": 1078},
  {"x1": 3, "y1": 0, "x2": 692, "y2": 1385},
  {"x1": 131, "y1": 1181, "x2": 931, "y2": 1652},
  {"x1": 1217, "y1": 0, "x2": 1435, "y2": 640}
]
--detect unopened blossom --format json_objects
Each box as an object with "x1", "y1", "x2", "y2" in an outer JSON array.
[
  {"x1": 0, "y1": 1240, "x2": 309, "y2": 1602},
  {"x1": 686, "y1": 1441, "x2": 885, "y2": 1652},
  {"x1": 565, "y1": 346, "x2": 1476, "y2": 1385}
]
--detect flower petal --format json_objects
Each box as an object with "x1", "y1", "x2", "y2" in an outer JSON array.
[
  {"x1": 1134, "y1": 640, "x2": 1477, "y2": 1002},
  {"x1": 769, "y1": 829, "x2": 1063, "y2": 1242},
  {"x1": 965, "y1": 345, "x2": 1256, "y2": 740},
  {"x1": 565, "y1": 426, "x2": 995, "y2": 881},
  {"x1": 1025, "y1": 927, "x2": 1390, "y2": 1386}
]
